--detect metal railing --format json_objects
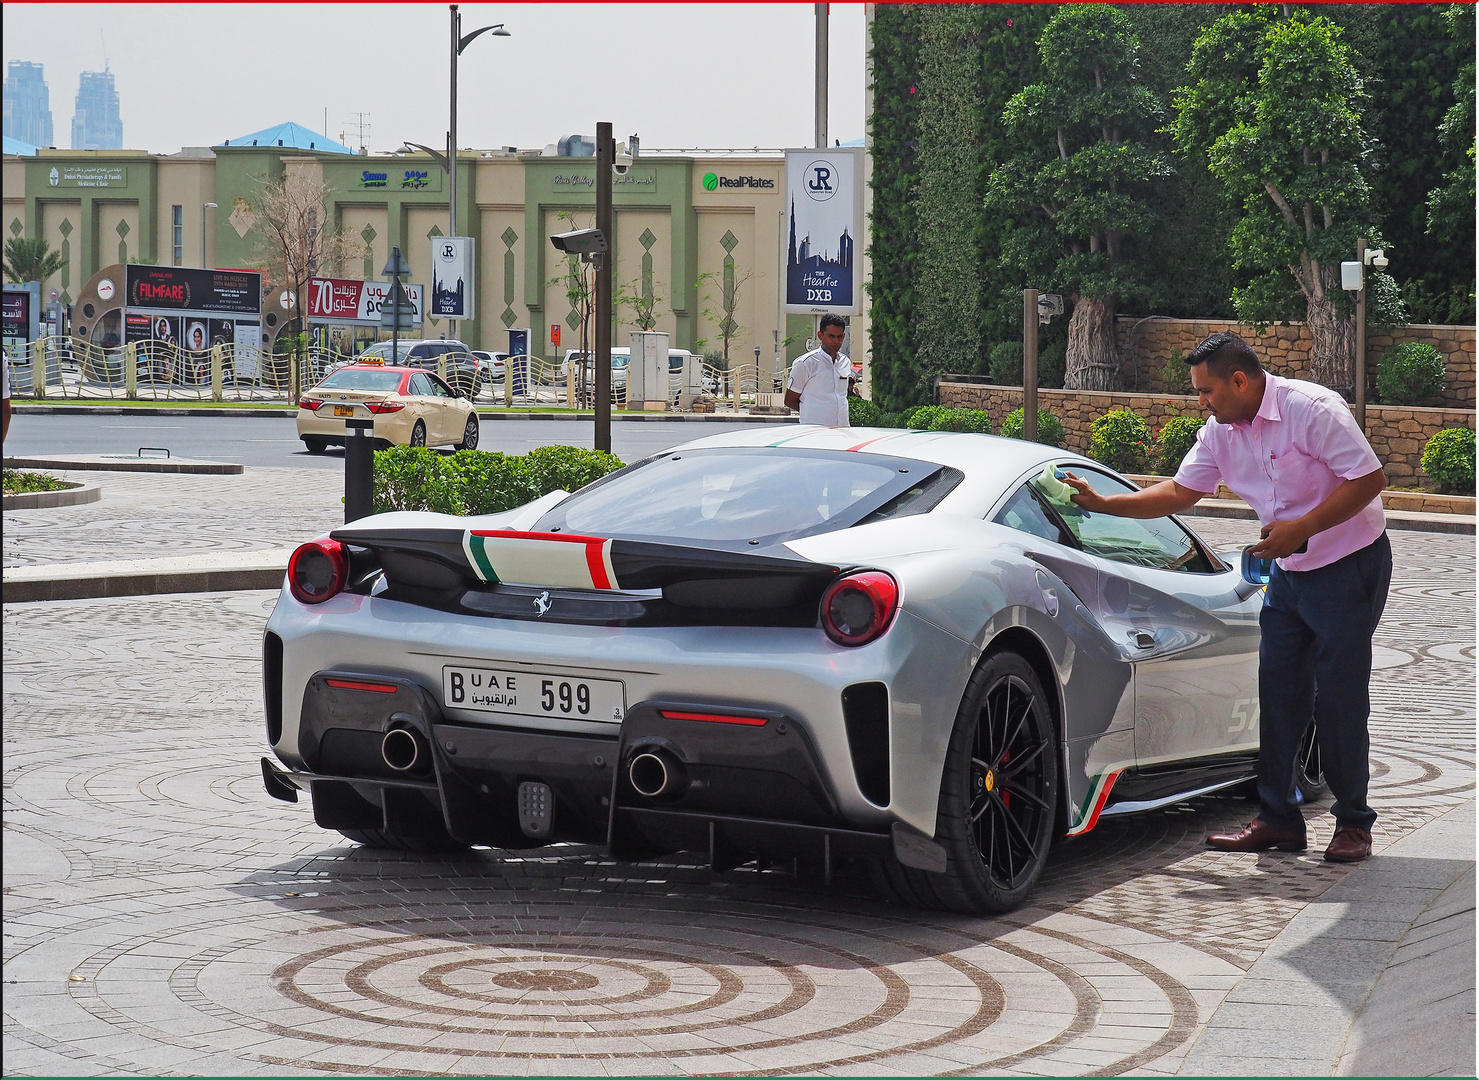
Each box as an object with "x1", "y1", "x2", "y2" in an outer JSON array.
[{"x1": 4, "y1": 337, "x2": 787, "y2": 412}]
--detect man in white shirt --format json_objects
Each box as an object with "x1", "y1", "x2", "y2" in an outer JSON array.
[{"x1": 784, "y1": 314, "x2": 853, "y2": 427}]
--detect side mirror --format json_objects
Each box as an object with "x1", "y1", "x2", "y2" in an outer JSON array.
[{"x1": 1241, "y1": 546, "x2": 1272, "y2": 586}]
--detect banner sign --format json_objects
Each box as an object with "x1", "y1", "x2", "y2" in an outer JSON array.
[
  {"x1": 783, "y1": 148, "x2": 863, "y2": 315},
  {"x1": 431, "y1": 237, "x2": 474, "y2": 319},
  {"x1": 305, "y1": 277, "x2": 424, "y2": 326},
  {"x1": 2, "y1": 283, "x2": 40, "y2": 343},
  {"x1": 125, "y1": 265, "x2": 262, "y2": 316}
]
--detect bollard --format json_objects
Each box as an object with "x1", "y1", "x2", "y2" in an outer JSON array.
[
  {"x1": 344, "y1": 418, "x2": 376, "y2": 523},
  {"x1": 210, "y1": 345, "x2": 224, "y2": 402},
  {"x1": 31, "y1": 340, "x2": 46, "y2": 400},
  {"x1": 125, "y1": 342, "x2": 138, "y2": 398}
]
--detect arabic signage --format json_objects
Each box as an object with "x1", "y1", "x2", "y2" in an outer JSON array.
[
  {"x1": 549, "y1": 170, "x2": 657, "y2": 188},
  {"x1": 430, "y1": 237, "x2": 474, "y2": 319},
  {"x1": 783, "y1": 148, "x2": 863, "y2": 314},
  {"x1": 125, "y1": 266, "x2": 263, "y2": 316},
  {"x1": 305, "y1": 277, "x2": 424, "y2": 327},
  {"x1": 354, "y1": 167, "x2": 443, "y2": 191},
  {"x1": 3, "y1": 283, "x2": 41, "y2": 343},
  {"x1": 46, "y1": 164, "x2": 129, "y2": 188}
]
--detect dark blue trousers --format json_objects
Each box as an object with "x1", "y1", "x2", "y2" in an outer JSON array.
[{"x1": 1257, "y1": 532, "x2": 1392, "y2": 832}]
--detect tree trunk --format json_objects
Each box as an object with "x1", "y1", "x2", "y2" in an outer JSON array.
[
  {"x1": 1304, "y1": 287, "x2": 1355, "y2": 395},
  {"x1": 1063, "y1": 294, "x2": 1121, "y2": 391}
]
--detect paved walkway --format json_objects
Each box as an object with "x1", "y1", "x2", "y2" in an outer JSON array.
[{"x1": 3, "y1": 513, "x2": 1472, "y2": 1075}]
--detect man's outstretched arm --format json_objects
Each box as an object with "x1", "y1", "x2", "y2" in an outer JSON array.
[{"x1": 1061, "y1": 473, "x2": 1208, "y2": 518}]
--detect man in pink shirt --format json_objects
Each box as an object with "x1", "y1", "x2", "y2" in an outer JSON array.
[{"x1": 1063, "y1": 332, "x2": 1390, "y2": 863}]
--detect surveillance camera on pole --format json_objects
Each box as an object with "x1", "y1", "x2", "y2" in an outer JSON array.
[
  {"x1": 549, "y1": 227, "x2": 607, "y2": 267},
  {"x1": 1037, "y1": 293, "x2": 1063, "y2": 324}
]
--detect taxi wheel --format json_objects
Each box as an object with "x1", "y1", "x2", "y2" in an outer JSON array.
[
  {"x1": 302, "y1": 436, "x2": 329, "y2": 454},
  {"x1": 457, "y1": 413, "x2": 480, "y2": 451},
  {"x1": 409, "y1": 420, "x2": 427, "y2": 447}
]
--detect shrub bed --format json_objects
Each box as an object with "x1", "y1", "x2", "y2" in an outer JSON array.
[
  {"x1": 2, "y1": 469, "x2": 75, "y2": 494},
  {"x1": 373, "y1": 445, "x2": 625, "y2": 515},
  {"x1": 1377, "y1": 342, "x2": 1445, "y2": 405},
  {"x1": 1154, "y1": 415, "x2": 1205, "y2": 475}
]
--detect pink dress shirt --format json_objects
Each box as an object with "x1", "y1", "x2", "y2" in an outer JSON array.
[{"x1": 1174, "y1": 374, "x2": 1385, "y2": 571}]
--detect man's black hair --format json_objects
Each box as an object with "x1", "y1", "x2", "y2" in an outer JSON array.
[
  {"x1": 1185, "y1": 331, "x2": 1262, "y2": 380},
  {"x1": 819, "y1": 313, "x2": 848, "y2": 333}
]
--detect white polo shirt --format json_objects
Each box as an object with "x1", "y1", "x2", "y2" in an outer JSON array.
[{"x1": 787, "y1": 347, "x2": 851, "y2": 427}]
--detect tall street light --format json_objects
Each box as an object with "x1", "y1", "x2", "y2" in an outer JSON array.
[{"x1": 450, "y1": 5, "x2": 510, "y2": 338}]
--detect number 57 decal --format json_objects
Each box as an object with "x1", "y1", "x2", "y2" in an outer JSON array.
[{"x1": 1229, "y1": 698, "x2": 1260, "y2": 734}]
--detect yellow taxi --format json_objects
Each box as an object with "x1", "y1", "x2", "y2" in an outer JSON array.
[{"x1": 296, "y1": 364, "x2": 480, "y2": 453}]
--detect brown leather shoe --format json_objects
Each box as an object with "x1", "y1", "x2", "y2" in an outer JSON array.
[
  {"x1": 1207, "y1": 817, "x2": 1308, "y2": 852},
  {"x1": 1324, "y1": 825, "x2": 1373, "y2": 863}
]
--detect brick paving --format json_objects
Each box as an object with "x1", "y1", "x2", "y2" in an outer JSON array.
[{"x1": 3, "y1": 505, "x2": 1474, "y2": 1074}]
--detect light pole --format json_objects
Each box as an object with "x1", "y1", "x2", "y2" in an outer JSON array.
[
  {"x1": 1342, "y1": 239, "x2": 1387, "y2": 432},
  {"x1": 449, "y1": 5, "x2": 510, "y2": 339},
  {"x1": 201, "y1": 202, "x2": 217, "y2": 269}
]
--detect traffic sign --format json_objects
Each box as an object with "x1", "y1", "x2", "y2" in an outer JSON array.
[
  {"x1": 379, "y1": 282, "x2": 417, "y2": 331},
  {"x1": 550, "y1": 323, "x2": 561, "y2": 347}
]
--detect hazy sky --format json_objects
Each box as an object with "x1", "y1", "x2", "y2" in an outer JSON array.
[{"x1": 3, "y1": 3, "x2": 868, "y2": 154}]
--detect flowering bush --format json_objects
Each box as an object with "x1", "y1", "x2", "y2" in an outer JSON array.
[{"x1": 1089, "y1": 409, "x2": 1153, "y2": 474}]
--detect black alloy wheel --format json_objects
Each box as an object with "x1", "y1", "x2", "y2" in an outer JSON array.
[
  {"x1": 1296, "y1": 718, "x2": 1326, "y2": 802},
  {"x1": 458, "y1": 413, "x2": 480, "y2": 451},
  {"x1": 409, "y1": 419, "x2": 427, "y2": 447},
  {"x1": 874, "y1": 651, "x2": 1058, "y2": 915}
]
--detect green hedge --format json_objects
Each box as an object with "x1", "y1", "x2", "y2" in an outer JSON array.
[
  {"x1": 1154, "y1": 415, "x2": 1205, "y2": 476},
  {"x1": 998, "y1": 408, "x2": 1065, "y2": 447},
  {"x1": 1420, "y1": 427, "x2": 1475, "y2": 494},
  {"x1": 1376, "y1": 342, "x2": 1446, "y2": 405},
  {"x1": 373, "y1": 445, "x2": 625, "y2": 516}
]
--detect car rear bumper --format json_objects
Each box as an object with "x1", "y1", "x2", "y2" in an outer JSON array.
[
  {"x1": 297, "y1": 408, "x2": 413, "y2": 444},
  {"x1": 261, "y1": 667, "x2": 907, "y2": 870}
]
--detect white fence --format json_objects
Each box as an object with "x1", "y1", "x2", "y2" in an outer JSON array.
[{"x1": 3, "y1": 337, "x2": 787, "y2": 412}]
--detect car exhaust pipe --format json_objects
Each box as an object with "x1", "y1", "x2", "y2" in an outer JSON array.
[
  {"x1": 628, "y1": 750, "x2": 688, "y2": 799},
  {"x1": 381, "y1": 726, "x2": 428, "y2": 772}
]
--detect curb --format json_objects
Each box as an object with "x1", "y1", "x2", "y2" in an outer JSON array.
[
  {"x1": 2, "y1": 566, "x2": 284, "y2": 603},
  {"x1": 1, "y1": 482, "x2": 102, "y2": 510},
  {"x1": 1183, "y1": 498, "x2": 1475, "y2": 534},
  {"x1": 12, "y1": 402, "x2": 797, "y2": 423},
  {"x1": 4, "y1": 455, "x2": 244, "y2": 475}
]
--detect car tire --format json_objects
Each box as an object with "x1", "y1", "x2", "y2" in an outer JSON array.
[
  {"x1": 457, "y1": 413, "x2": 480, "y2": 451},
  {"x1": 874, "y1": 650, "x2": 1059, "y2": 915},
  {"x1": 337, "y1": 827, "x2": 469, "y2": 853},
  {"x1": 409, "y1": 420, "x2": 427, "y2": 448},
  {"x1": 302, "y1": 436, "x2": 330, "y2": 454}
]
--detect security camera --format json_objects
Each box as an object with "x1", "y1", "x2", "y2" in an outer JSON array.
[
  {"x1": 1364, "y1": 247, "x2": 1389, "y2": 271},
  {"x1": 549, "y1": 228, "x2": 607, "y2": 256}
]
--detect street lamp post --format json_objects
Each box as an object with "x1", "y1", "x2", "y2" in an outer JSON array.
[
  {"x1": 448, "y1": 4, "x2": 510, "y2": 339},
  {"x1": 201, "y1": 202, "x2": 217, "y2": 269}
]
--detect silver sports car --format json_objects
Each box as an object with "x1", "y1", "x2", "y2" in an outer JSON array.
[{"x1": 261, "y1": 426, "x2": 1306, "y2": 914}]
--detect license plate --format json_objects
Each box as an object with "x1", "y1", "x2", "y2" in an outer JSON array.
[
  {"x1": 333, "y1": 404, "x2": 357, "y2": 417},
  {"x1": 442, "y1": 664, "x2": 625, "y2": 724}
]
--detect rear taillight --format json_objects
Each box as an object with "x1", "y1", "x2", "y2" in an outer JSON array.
[
  {"x1": 821, "y1": 571, "x2": 899, "y2": 647},
  {"x1": 288, "y1": 539, "x2": 347, "y2": 604},
  {"x1": 365, "y1": 401, "x2": 405, "y2": 414},
  {"x1": 297, "y1": 396, "x2": 321, "y2": 411}
]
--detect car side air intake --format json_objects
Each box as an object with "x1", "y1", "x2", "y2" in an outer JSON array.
[{"x1": 841, "y1": 682, "x2": 890, "y2": 806}]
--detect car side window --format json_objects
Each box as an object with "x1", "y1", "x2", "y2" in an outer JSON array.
[
  {"x1": 993, "y1": 484, "x2": 1074, "y2": 546},
  {"x1": 1047, "y1": 467, "x2": 1215, "y2": 573},
  {"x1": 408, "y1": 372, "x2": 434, "y2": 396},
  {"x1": 427, "y1": 374, "x2": 455, "y2": 397}
]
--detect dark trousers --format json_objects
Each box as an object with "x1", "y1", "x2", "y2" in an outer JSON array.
[{"x1": 1257, "y1": 532, "x2": 1392, "y2": 832}]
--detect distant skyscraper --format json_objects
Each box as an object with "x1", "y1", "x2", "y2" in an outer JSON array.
[
  {"x1": 72, "y1": 69, "x2": 122, "y2": 150},
  {"x1": 3, "y1": 61, "x2": 54, "y2": 147}
]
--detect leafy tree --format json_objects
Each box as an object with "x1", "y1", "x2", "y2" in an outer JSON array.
[
  {"x1": 1173, "y1": 10, "x2": 1403, "y2": 393},
  {"x1": 1425, "y1": 3, "x2": 1475, "y2": 317},
  {"x1": 3, "y1": 236, "x2": 65, "y2": 284},
  {"x1": 987, "y1": 4, "x2": 1171, "y2": 390},
  {"x1": 693, "y1": 265, "x2": 755, "y2": 368}
]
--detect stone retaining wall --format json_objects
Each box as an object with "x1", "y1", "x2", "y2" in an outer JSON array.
[
  {"x1": 1112, "y1": 317, "x2": 1476, "y2": 409},
  {"x1": 938, "y1": 382, "x2": 1476, "y2": 489}
]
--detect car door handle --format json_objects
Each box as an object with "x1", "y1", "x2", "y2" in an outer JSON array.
[{"x1": 1130, "y1": 630, "x2": 1156, "y2": 650}]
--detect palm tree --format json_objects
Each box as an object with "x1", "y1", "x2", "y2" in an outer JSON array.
[{"x1": 3, "y1": 237, "x2": 66, "y2": 284}]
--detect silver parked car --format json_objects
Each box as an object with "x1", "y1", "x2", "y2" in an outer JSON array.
[{"x1": 260, "y1": 427, "x2": 1301, "y2": 914}]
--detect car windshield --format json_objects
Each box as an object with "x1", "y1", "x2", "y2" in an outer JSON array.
[
  {"x1": 536, "y1": 448, "x2": 936, "y2": 544},
  {"x1": 316, "y1": 368, "x2": 403, "y2": 392}
]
